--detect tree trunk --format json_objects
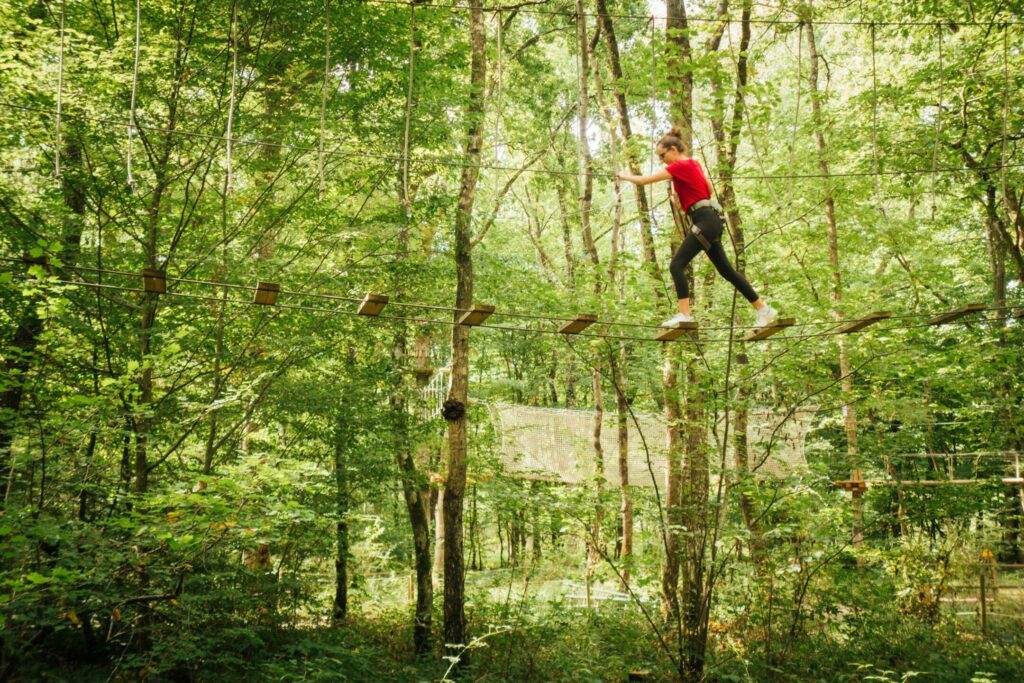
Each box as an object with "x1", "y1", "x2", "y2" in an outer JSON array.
[
  {"x1": 332, "y1": 415, "x2": 350, "y2": 624},
  {"x1": 665, "y1": 0, "x2": 694, "y2": 144},
  {"x1": 611, "y1": 347, "x2": 632, "y2": 585},
  {"x1": 443, "y1": 0, "x2": 486, "y2": 662}
]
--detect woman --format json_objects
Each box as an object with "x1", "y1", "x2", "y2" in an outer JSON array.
[{"x1": 617, "y1": 127, "x2": 779, "y2": 329}]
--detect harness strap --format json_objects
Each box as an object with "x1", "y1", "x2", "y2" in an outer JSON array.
[
  {"x1": 669, "y1": 188, "x2": 719, "y2": 251},
  {"x1": 691, "y1": 225, "x2": 714, "y2": 251}
]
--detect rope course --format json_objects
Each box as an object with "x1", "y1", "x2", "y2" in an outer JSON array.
[{"x1": 6, "y1": 260, "x2": 1021, "y2": 344}]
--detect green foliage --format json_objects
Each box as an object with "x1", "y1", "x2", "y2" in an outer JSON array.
[{"x1": 1, "y1": 0, "x2": 1023, "y2": 679}]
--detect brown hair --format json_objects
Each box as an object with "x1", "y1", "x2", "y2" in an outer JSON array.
[{"x1": 657, "y1": 126, "x2": 688, "y2": 155}]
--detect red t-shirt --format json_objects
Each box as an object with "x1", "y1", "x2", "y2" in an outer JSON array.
[{"x1": 665, "y1": 159, "x2": 711, "y2": 212}]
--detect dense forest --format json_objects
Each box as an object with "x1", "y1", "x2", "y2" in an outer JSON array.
[{"x1": 2, "y1": 0, "x2": 1023, "y2": 680}]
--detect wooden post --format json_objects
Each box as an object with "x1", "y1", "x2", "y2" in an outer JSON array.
[
  {"x1": 851, "y1": 468, "x2": 864, "y2": 551},
  {"x1": 979, "y1": 562, "x2": 988, "y2": 634}
]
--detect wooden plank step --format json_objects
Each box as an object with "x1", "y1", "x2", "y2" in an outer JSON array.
[
  {"x1": 927, "y1": 303, "x2": 986, "y2": 325},
  {"x1": 457, "y1": 304, "x2": 495, "y2": 326},
  {"x1": 142, "y1": 268, "x2": 166, "y2": 294},
  {"x1": 655, "y1": 321, "x2": 698, "y2": 341},
  {"x1": 253, "y1": 281, "x2": 280, "y2": 305},
  {"x1": 558, "y1": 313, "x2": 597, "y2": 335},
  {"x1": 743, "y1": 318, "x2": 794, "y2": 341},
  {"x1": 837, "y1": 310, "x2": 892, "y2": 334},
  {"x1": 357, "y1": 293, "x2": 388, "y2": 316}
]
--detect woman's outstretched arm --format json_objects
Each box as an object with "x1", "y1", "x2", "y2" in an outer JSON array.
[{"x1": 617, "y1": 169, "x2": 672, "y2": 186}]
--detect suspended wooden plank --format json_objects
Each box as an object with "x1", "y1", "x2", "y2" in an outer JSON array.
[
  {"x1": 926, "y1": 303, "x2": 986, "y2": 325},
  {"x1": 457, "y1": 304, "x2": 495, "y2": 326},
  {"x1": 837, "y1": 310, "x2": 892, "y2": 334},
  {"x1": 253, "y1": 281, "x2": 280, "y2": 306},
  {"x1": 654, "y1": 321, "x2": 698, "y2": 342},
  {"x1": 357, "y1": 293, "x2": 388, "y2": 316},
  {"x1": 742, "y1": 318, "x2": 794, "y2": 341},
  {"x1": 143, "y1": 268, "x2": 166, "y2": 294},
  {"x1": 558, "y1": 313, "x2": 597, "y2": 335}
]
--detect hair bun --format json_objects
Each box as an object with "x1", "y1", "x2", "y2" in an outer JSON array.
[{"x1": 667, "y1": 126, "x2": 682, "y2": 137}]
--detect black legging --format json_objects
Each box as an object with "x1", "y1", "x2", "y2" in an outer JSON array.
[{"x1": 669, "y1": 206, "x2": 759, "y2": 302}]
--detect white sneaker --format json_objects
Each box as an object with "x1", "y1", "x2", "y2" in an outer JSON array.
[
  {"x1": 754, "y1": 305, "x2": 779, "y2": 329},
  {"x1": 661, "y1": 312, "x2": 695, "y2": 328}
]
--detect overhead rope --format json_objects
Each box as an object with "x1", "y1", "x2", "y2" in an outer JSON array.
[
  {"x1": 55, "y1": 0, "x2": 65, "y2": 178},
  {"x1": 999, "y1": 24, "x2": 1010, "y2": 216},
  {"x1": 401, "y1": 0, "x2": 415, "y2": 213},
  {"x1": 225, "y1": 0, "x2": 239, "y2": 194},
  {"x1": 930, "y1": 22, "x2": 943, "y2": 220},
  {"x1": 8, "y1": 101, "x2": 1023, "y2": 182},
  {"x1": 319, "y1": 0, "x2": 331, "y2": 201},
  {"x1": 493, "y1": 8, "x2": 502, "y2": 201},
  {"x1": 870, "y1": 23, "x2": 881, "y2": 201},
  {"x1": 126, "y1": 0, "x2": 141, "y2": 191},
  {"x1": 362, "y1": 0, "x2": 1024, "y2": 27},
  {"x1": 788, "y1": 21, "x2": 803, "y2": 206}
]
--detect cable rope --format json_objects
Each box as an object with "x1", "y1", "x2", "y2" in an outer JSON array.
[
  {"x1": 5, "y1": 257, "x2": 1021, "y2": 332},
  {"x1": 786, "y1": 21, "x2": 804, "y2": 207},
  {"x1": 870, "y1": 23, "x2": 881, "y2": 200},
  {"x1": 6, "y1": 101, "x2": 1022, "y2": 182},
  {"x1": 126, "y1": 0, "x2": 141, "y2": 191},
  {"x1": 930, "y1": 22, "x2": 943, "y2": 220},
  {"x1": 225, "y1": 0, "x2": 239, "y2": 194},
  {"x1": 319, "y1": 0, "x2": 332, "y2": 200},
  {"x1": 22, "y1": 274, "x2": 1007, "y2": 348},
  {"x1": 401, "y1": 0, "x2": 415, "y2": 213},
  {"x1": 55, "y1": 0, "x2": 65, "y2": 178},
  {"x1": 999, "y1": 25, "x2": 1010, "y2": 217}
]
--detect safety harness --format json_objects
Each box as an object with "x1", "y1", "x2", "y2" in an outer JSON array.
[{"x1": 668, "y1": 191, "x2": 722, "y2": 252}]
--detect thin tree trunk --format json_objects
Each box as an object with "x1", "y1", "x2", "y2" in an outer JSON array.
[
  {"x1": 443, "y1": 0, "x2": 486, "y2": 662},
  {"x1": 332, "y1": 413, "x2": 349, "y2": 624}
]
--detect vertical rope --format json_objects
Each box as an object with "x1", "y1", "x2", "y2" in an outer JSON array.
[
  {"x1": 493, "y1": 10, "x2": 502, "y2": 199},
  {"x1": 930, "y1": 23, "x2": 943, "y2": 220},
  {"x1": 788, "y1": 22, "x2": 803, "y2": 206},
  {"x1": 870, "y1": 23, "x2": 881, "y2": 200},
  {"x1": 648, "y1": 17, "x2": 657, "y2": 214},
  {"x1": 401, "y1": 0, "x2": 415, "y2": 215},
  {"x1": 127, "y1": 0, "x2": 141, "y2": 191},
  {"x1": 999, "y1": 25, "x2": 1010, "y2": 210},
  {"x1": 319, "y1": 0, "x2": 331, "y2": 201},
  {"x1": 225, "y1": 0, "x2": 239, "y2": 195},
  {"x1": 55, "y1": 0, "x2": 65, "y2": 178}
]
